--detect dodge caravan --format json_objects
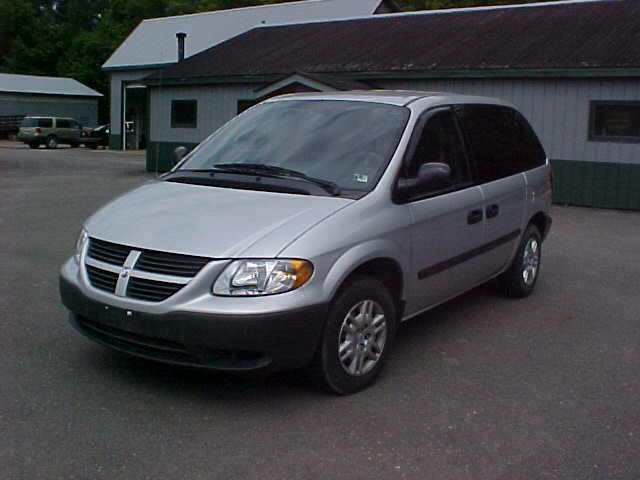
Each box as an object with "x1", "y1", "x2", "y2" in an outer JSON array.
[{"x1": 60, "y1": 91, "x2": 552, "y2": 394}]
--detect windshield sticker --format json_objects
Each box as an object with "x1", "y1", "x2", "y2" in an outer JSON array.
[{"x1": 353, "y1": 173, "x2": 369, "y2": 184}]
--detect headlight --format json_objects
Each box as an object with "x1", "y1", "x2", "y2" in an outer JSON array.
[
  {"x1": 74, "y1": 228, "x2": 88, "y2": 264},
  {"x1": 213, "y1": 259, "x2": 313, "y2": 296}
]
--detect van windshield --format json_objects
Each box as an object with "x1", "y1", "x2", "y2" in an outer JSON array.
[{"x1": 178, "y1": 100, "x2": 409, "y2": 194}]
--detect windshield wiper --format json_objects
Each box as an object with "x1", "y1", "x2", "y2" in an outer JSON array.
[{"x1": 212, "y1": 163, "x2": 341, "y2": 196}]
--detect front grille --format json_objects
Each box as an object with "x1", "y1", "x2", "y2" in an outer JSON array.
[
  {"x1": 136, "y1": 250, "x2": 210, "y2": 277},
  {"x1": 88, "y1": 238, "x2": 131, "y2": 266},
  {"x1": 85, "y1": 237, "x2": 213, "y2": 303},
  {"x1": 86, "y1": 265, "x2": 118, "y2": 293},
  {"x1": 127, "y1": 277, "x2": 184, "y2": 302}
]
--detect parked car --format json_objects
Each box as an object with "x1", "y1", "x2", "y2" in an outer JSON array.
[
  {"x1": 83, "y1": 124, "x2": 110, "y2": 149},
  {"x1": 17, "y1": 116, "x2": 83, "y2": 149},
  {"x1": 59, "y1": 91, "x2": 553, "y2": 394}
]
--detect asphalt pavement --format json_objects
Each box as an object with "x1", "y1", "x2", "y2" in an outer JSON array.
[{"x1": 2, "y1": 146, "x2": 640, "y2": 479}]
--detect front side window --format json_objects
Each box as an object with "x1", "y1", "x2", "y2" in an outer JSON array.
[
  {"x1": 171, "y1": 100, "x2": 197, "y2": 128},
  {"x1": 57, "y1": 119, "x2": 70, "y2": 128},
  {"x1": 456, "y1": 105, "x2": 520, "y2": 183},
  {"x1": 590, "y1": 101, "x2": 640, "y2": 143},
  {"x1": 178, "y1": 100, "x2": 409, "y2": 195},
  {"x1": 403, "y1": 109, "x2": 471, "y2": 196}
]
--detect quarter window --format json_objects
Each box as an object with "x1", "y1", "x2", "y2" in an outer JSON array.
[
  {"x1": 513, "y1": 111, "x2": 546, "y2": 171},
  {"x1": 589, "y1": 101, "x2": 640, "y2": 143},
  {"x1": 171, "y1": 100, "x2": 197, "y2": 128}
]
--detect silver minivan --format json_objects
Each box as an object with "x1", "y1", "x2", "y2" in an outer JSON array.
[{"x1": 60, "y1": 91, "x2": 552, "y2": 394}]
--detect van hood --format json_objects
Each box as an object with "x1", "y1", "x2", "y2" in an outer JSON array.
[{"x1": 85, "y1": 180, "x2": 353, "y2": 258}]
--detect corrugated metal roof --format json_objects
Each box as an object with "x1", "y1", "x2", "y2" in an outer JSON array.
[
  {"x1": 0, "y1": 73, "x2": 102, "y2": 97},
  {"x1": 102, "y1": 0, "x2": 385, "y2": 70},
  {"x1": 147, "y1": 0, "x2": 640, "y2": 80}
]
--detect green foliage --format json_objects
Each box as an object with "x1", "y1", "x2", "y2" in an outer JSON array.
[{"x1": 0, "y1": 0, "x2": 561, "y2": 122}]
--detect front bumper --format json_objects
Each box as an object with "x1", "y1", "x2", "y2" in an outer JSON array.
[{"x1": 60, "y1": 275, "x2": 327, "y2": 372}]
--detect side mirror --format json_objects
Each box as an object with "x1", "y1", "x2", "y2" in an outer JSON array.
[
  {"x1": 395, "y1": 162, "x2": 452, "y2": 202},
  {"x1": 173, "y1": 146, "x2": 189, "y2": 165}
]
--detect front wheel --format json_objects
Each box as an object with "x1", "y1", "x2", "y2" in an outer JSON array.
[
  {"x1": 28, "y1": 142, "x2": 40, "y2": 149},
  {"x1": 308, "y1": 276, "x2": 397, "y2": 395},
  {"x1": 496, "y1": 224, "x2": 542, "y2": 298}
]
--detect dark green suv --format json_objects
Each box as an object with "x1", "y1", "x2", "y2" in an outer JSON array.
[{"x1": 17, "y1": 116, "x2": 83, "y2": 149}]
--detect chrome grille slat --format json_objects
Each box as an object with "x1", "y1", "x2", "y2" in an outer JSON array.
[
  {"x1": 88, "y1": 238, "x2": 132, "y2": 266},
  {"x1": 127, "y1": 276, "x2": 186, "y2": 302},
  {"x1": 85, "y1": 237, "x2": 212, "y2": 302},
  {"x1": 86, "y1": 265, "x2": 118, "y2": 293}
]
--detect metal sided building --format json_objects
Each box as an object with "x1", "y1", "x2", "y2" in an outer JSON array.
[
  {"x1": 0, "y1": 73, "x2": 101, "y2": 138},
  {"x1": 101, "y1": 0, "x2": 399, "y2": 152},
  {"x1": 142, "y1": 0, "x2": 640, "y2": 211}
]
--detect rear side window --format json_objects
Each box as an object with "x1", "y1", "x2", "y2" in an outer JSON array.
[
  {"x1": 456, "y1": 105, "x2": 521, "y2": 183},
  {"x1": 21, "y1": 118, "x2": 52, "y2": 128}
]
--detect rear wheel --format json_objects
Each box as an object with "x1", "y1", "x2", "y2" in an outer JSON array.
[
  {"x1": 496, "y1": 224, "x2": 542, "y2": 298},
  {"x1": 308, "y1": 276, "x2": 397, "y2": 395},
  {"x1": 88, "y1": 143, "x2": 98, "y2": 150},
  {"x1": 45, "y1": 135, "x2": 58, "y2": 149},
  {"x1": 28, "y1": 142, "x2": 40, "y2": 149}
]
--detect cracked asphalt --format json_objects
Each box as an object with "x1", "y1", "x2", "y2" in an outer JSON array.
[{"x1": 2, "y1": 146, "x2": 640, "y2": 479}]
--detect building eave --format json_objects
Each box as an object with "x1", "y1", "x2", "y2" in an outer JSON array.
[
  {"x1": 103, "y1": 63, "x2": 176, "y2": 72},
  {"x1": 143, "y1": 67, "x2": 640, "y2": 88}
]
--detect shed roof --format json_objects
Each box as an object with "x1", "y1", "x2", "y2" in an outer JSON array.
[
  {"x1": 147, "y1": 0, "x2": 640, "y2": 82},
  {"x1": 103, "y1": 0, "x2": 392, "y2": 71},
  {"x1": 0, "y1": 73, "x2": 102, "y2": 97}
]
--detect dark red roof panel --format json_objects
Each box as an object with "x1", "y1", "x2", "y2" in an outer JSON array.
[{"x1": 149, "y1": 0, "x2": 640, "y2": 80}]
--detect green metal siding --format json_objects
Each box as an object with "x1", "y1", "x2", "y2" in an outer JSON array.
[
  {"x1": 551, "y1": 159, "x2": 640, "y2": 210},
  {"x1": 108, "y1": 134, "x2": 122, "y2": 150}
]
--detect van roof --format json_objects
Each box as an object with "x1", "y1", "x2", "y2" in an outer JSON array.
[{"x1": 265, "y1": 90, "x2": 512, "y2": 108}]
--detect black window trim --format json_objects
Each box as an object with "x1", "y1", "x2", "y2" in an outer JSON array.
[
  {"x1": 588, "y1": 100, "x2": 640, "y2": 144},
  {"x1": 171, "y1": 99, "x2": 198, "y2": 129},
  {"x1": 393, "y1": 105, "x2": 475, "y2": 205}
]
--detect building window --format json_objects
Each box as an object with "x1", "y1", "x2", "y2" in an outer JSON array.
[
  {"x1": 171, "y1": 100, "x2": 197, "y2": 128},
  {"x1": 589, "y1": 101, "x2": 640, "y2": 143}
]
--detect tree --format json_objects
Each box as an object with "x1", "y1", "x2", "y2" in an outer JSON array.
[{"x1": 0, "y1": 0, "x2": 563, "y2": 122}]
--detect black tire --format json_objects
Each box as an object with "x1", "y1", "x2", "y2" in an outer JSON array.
[
  {"x1": 28, "y1": 142, "x2": 40, "y2": 149},
  {"x1": 496, "y1": 224, "x2": 542, "y2": 298},
  {"x1": 88, "y1": 143, "x2": 98, "y2": 150},
  {"x1": 45, "y1": 135, "x2": 58, "y2": 149},
  {"x1": 308, "y1": 275, "x2": 397, "y2": 395},
  {"x1": 70, "y1": 142, "x2": 78, "y2": 148}
]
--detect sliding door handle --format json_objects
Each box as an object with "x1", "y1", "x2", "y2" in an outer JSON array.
[
  {"x1": 467, "y1": 209, "x2": 483, "y2": 225},
  {"x1": 486, "y1": 204, "x2": 500, "y2": 219}
]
